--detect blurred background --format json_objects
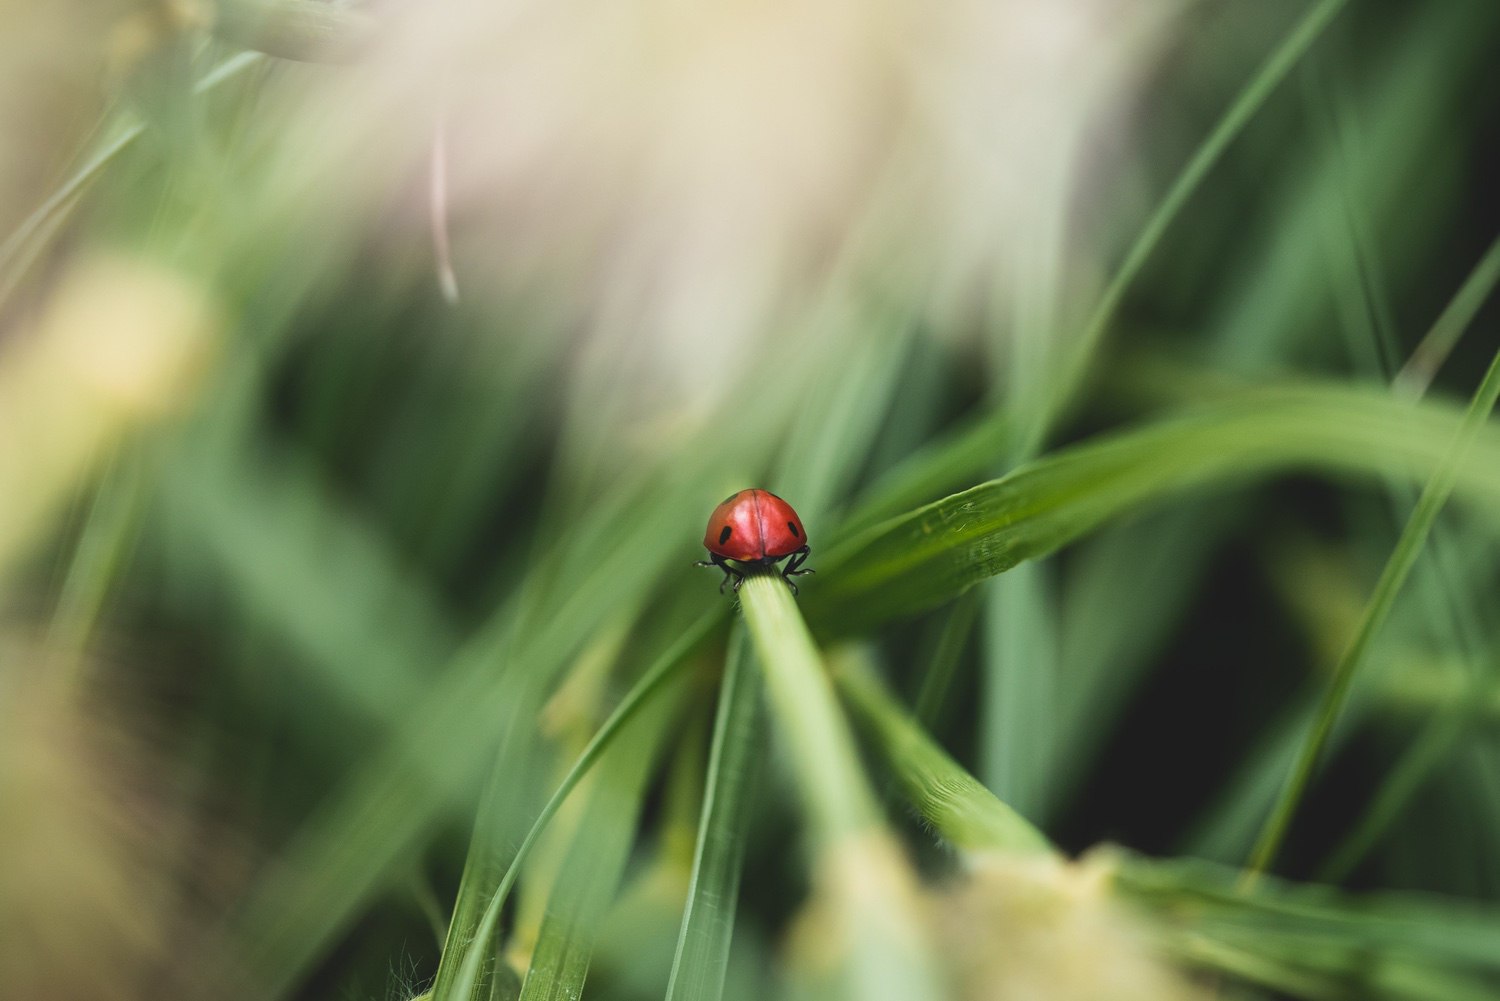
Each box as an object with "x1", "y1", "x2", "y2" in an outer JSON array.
[{"x1": 2, "y1": 1, "x2": 1499, "y2": 998}]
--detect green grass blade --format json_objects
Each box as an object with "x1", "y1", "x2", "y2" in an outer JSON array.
[
  {"x1": 1244, "y1": 343, "x2": 1500, "y2": 879},
  {"x1": 664, "y1": 627, "x2": 764, "y2": 1001},
  {"x1": 737, "y1": 574, "x2": 941, "y2": 1000},
  {"x1": 159, "y1": 434, "x2": 455, "y2": 725},
  {"x1": 1182, "y1": 697, "x2": 1323, "y2": 862},
  {"x1": 431, "y1": 611, "x2": 719, "y2": 1001},
  {"x1": 232, "y1": 461, "x2": 744, "y2": 992},
  {"x1": 1120, "y1": 853, "x2": 1500, "y2": 997},
  {"x1": 1398, "y1": 232, "x2": 1500, "y2": 396},
  {"x1": 1027, "y1": 0, "x2": 1350, "y2": 451},
  {"x1": 515, "y1": 679, "x2": 684, "y2": 1001},
  {"x1": 844, "y1": 0, "x2": 1348, "y2": 533},
  {"x1": 0, "y1": 52, "x2": 264, "y2": 294},
  {"x1": 979, "y1": 562, "x2": 1059, "y2": 819},
  {"x1": 912, "y1": 588, "x2": 980, "y2": 727},
  {"x1": 805, "y1": 385, "x2": 1500, "y2": 636},
  {"x1": 833, "y1": 654, "x2": 1051, "y2": 856}
]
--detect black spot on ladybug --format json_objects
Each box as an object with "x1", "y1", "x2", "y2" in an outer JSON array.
[
  {"x1": 788, "y1": 521, "x2": 799, "y2": 538},
  {"x1": 722, "y1": 492, "x2": 741, "y2": 505},
  {"x1": 718, "y1": 525, "x2": 733, "y2": 545}
]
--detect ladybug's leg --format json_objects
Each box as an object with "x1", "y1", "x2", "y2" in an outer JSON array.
[
  {"x1": 694, "y1": 553, "x2": 739, "y2": 593},
  {"x1": 778, "y1": 546, "x2": 814, "y2": 595},
  {"x1": 782, "y1": 546, "x2": 814, "y2": 577}
]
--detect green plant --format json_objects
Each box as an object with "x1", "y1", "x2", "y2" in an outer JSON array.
[{"x1": 3, "y1": 3, "x2": 1500, "y2": 1001}]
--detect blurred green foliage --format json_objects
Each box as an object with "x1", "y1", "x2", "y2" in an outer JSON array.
[{"x1": 2, "y1": 2, "x2": 1500, "y2": 1000}]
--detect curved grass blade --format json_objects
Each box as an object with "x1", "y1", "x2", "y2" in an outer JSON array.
[
  {"x1": 431, "y1": 610, "x2": 720, "y2": 1001},
  {"x1": 664, "y1": 628, "x2": 764, "y2": 1001},
  {"x1": 805, "y1": 385, "x2": 1500, "y2": 637},
  {"x1": 1244, "y1": 342, "x2": 1500, "y2": 880}
]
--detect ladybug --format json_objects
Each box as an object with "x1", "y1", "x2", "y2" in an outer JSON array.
[{"x1": 695, "y1": 488, "x2": 815, "y2": 594}]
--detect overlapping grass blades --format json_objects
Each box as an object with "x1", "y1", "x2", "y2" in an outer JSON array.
[
  {"x1": 1245, "y1": 339, "x2": 1500, "y2": 878},
  {"x1": 1120, "y1": 855, "x2": 1500, "y2": 1000},
  {"x1": 429, "y1": 612, "x2": 719, "y2": 1001}
]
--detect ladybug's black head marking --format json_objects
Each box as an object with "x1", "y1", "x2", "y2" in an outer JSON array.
[
  {"x1": 787, "y1": 521, "x2": 799, "y2": 538},
  {"x1": 718, "y1": 525, "x2": 733, "y2": 545}
]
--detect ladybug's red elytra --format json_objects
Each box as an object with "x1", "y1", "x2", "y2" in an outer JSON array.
[{"x1": 695, "y1": 488, "x2": 815, "y2": 594}]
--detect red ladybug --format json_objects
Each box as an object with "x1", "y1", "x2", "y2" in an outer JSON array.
[{"x1": 695, "y1": 489, "x2": 815, "y2": 594}]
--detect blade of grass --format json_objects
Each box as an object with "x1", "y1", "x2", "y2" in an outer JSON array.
[
  {"x1": 232, "y1": 456, "x2": 753, "y2": 994},
  {"x1": 737, "y1": 574, "x2": 941, "y2": 1001},
  {"x1": 159, "y1": 433, "x2": 456, "y2": 726},
  {"x1": 1310, "y1": 231, "x2": 1500, "y2": 881},
  {"x1": 45, "y1": 452, "x2": 147, "y2": 684},
  {"x1": 515, "y1": 674, "x2": 685, "y2": 1001},
  {"x1": 912, "y1": 588, "x2": 981, "y2": 728},
  {"x1": 0, "y1": 53, "x2": 264, "y2": 299},
  {"x1": 804, "y1": 384, "x2": 1500, "y2": 637},
  {"x1": 430, "y1": 610, "x2": 720, "y2": 1001},
  {"x1": 773, "y1": 312, "x2": 913, "y2": 525},
  {"x1": 1025, "y1": 0, "x2": 1351, "y2": 453},
  {"x1": 1397, "y1": 233, "x2": 1500, "y2": 397},
  {"x1": 1318, "y1": 693, "x2": 1483, "y2": 883},
  {"x1": 1120, "y1": 853, "x2": 1500, "y2": 998},
  {"x1": 845, "y1": 0, "x2": 1348, "y2": 538},
  {"x1": 1243, "y1": 341, "x2": 1500, "y2": 880},
  {"x1": 981, "y1": 562, "x2": 1059, "y2": 819},
  {"x1": 832, "y1": 653, "x2": 1051, "y2": 856},
  {"x1": 664, "y1": 627, "x2": 765, "y2": 1001},
  {"x1": 1182, "y1": 696, "x2": 1323, "y2": 862}
]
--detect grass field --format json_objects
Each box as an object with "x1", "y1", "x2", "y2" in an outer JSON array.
[{"x1": 2, "y1": 2, "x2": 1500, "y2": 999}]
